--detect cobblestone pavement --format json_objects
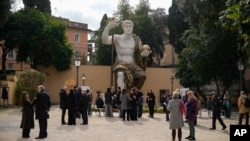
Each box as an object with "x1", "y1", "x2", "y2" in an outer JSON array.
[{"x1": 0, "y1": 106, "x2": 238, "y2": 141}]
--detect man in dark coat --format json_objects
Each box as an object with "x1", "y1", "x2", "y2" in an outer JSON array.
[
  {"x1": 104, "y1": 87, "x2": 113, "y2": 117},
  {"x1": 68, "y1": 89, "x2": 76, "y2": 125},
  {"x1": 146, "y1": 89, "x2": 155, "y2": 118},
  {"x1": 33, "y1": 85, "x2": 51, "y2": 139},
  {"x1": 75, "y1": 86, "x2": 82, "y2": 119},
  {"x1": 136, "y1": 89, "x2": 144, "y2": 118},
  {"x1": 115, "y1": 87, "x2": 122, "y2": 118},
  {"x1": 59, "y1": 86, "x2": 68, "y2": 124},
  {"x1": 79, "y1": 89, "x2": 89, "y2": 125}
]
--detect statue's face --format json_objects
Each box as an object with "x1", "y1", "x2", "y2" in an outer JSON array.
[{"x1": 123, "y1": 23, "x2": 133, "y2": 35}]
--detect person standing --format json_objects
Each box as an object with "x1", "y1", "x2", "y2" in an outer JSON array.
[
  {"x1": 129, "y1": 88, "x2": 137, "y2": 121},
  {"x1": 120, "y1": 89, "x2": 132, "y2": 121},
  {"x1": 238, "y1": 91, "x2": 250, "y2": 125},
  {"x1": 193, "y1": 91, "x2": 200, "y2": 126},
  {"x1": 95, "y1": 91, "x2": 104, "y2": 116},
  {"x1": 79, "y1": 89, "x2": 89, "y2": 125},
  {"x1": 185, "y1": 91, "x2": 197, "y2": 141},
  {"x1": 104, "y1": 87, "x2": 113, "y2": 117},
  {"x1": 167, "y1": 90, "x2": 184, "y2": 141},
  {"x1": 206, "y1": 96, "x2": 212, "y2": 118},
  {"x1": 210, "y1": 92, "x2": 227, "y2": 130},
  {"x1": 86, "y1": 89, "x2": 93, "y2": 115},
  {"x1": 68, "y1": 89, "x2": 76, "y2": 125},
  {"x1": 136, "y1": 89, "x2": 144, "y2": 118},
  {"x1": 59, "y1": 86, "x2": 68, "y2": 125},
  {"x1": 2, "y1": 84, "x2": 9, "y2": 108},
  {"x1": 33, "y1": 85, "x2": 51, "y2": 139},
  {"x1": 146, "y1": 89, "x2": 155, "y2": 118},
  {"x1": 223, "y1": 90, "x2": 231, "y2": 118},
  {"x1": 115, "y1": 87, "x2": 122, "y2": 118},
  {"x1": 75, "y1": 86, "x2": 81, "y2": 119},
  {"x1": 20, "y1": 91, "x2": 34, "y2": 138},
  {"x1": 165, "y1": 93, "x2": 171, "y2": 121}
]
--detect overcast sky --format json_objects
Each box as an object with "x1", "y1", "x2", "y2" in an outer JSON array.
[{"x1": 14, "y1": 0, "x2": 172, "y2": 31}]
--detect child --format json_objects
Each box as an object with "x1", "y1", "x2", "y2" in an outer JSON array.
[{"x1": 20, "y1": 91, "x2": 34, "y2": 138}]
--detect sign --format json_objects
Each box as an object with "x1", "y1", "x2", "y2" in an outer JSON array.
[
  {"x1": 79, "y1": 85, "x2": 90, "y2": 91},
  {"x1": 230, "y1": 125, "x2": 250, "y2": 141},
  {"x1": 180, "y1": 88, "x2": 189, "y2": 97}
]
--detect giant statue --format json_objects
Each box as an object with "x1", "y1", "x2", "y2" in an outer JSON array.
[{"x1": 102, "y1": 20, "x2": 150, "y2": 90}]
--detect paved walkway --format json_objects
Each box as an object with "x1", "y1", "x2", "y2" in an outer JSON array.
[{"x1": 0, "y1": 106, "x2": 239, "y2": 141}]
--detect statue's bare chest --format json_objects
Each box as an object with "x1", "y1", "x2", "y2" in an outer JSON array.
[{"x1": 117, "y1": 38, "x2": 135, "y2": 50}]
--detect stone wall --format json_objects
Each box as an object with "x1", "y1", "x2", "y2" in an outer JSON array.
[{"x1": 40, "y1": 65, "x2": 180, "y2": 105}]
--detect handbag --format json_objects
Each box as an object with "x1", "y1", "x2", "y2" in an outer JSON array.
[{"x1": 179, "y1": 100, "x2": 185, "y2": 115}]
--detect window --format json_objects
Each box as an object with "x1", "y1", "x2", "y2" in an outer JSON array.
[
  {"x1": 8, "y1": 63, "x2": 13, "y2": 70},
  {"x1": 8, "y1": 50, "x2": 15, "y2": 58},
  {"x1": 74, "y1": 33, "x2": 80, "y2": 42},
  {"x1": 74, "y1": 50, "x2": 81, "y2": 58}
]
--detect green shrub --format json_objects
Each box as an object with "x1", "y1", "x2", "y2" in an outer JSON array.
[{"x1": 15, "y1": 71, "x2": 46, "y2": 105}]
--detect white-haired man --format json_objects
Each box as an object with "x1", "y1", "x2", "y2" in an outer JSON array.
[{"x1": 33, "y1": 85, "x2": 51, "y2": 139}]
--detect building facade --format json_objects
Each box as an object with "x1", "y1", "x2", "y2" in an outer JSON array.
[{"x1": 0, "y1": 19, "x2": 89, "y2": 70}]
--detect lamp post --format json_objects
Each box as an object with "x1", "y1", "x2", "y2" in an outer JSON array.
[
  {"x1": 74, "y1": 51, "x2": 81, "y2": 86},
  {"x1": 238, "y1": 60, "x2": 244, "y2": 91},
  {"x1": 170, "y1": 76, "x2": 175, "y2": 94},
  {"x1": 82, "y1": 73, "x2": 86, "y2": 86}
]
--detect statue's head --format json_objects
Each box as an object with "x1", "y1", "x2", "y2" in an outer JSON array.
[
  {"x1": 122, "y1": 20, "x2": 134, "y2": 28},
  {"x1": 122, "y1": 20, "x2": 134, "y2": 35}
]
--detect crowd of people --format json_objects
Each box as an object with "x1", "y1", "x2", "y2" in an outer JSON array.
[
  {"x1": 58, "y1": 85, "x2": 156, "y2": 126},
  {"x1": 159, "y1": 88, "x2": 250, "y2": 141},
  {"x1": 1, "y1": 84, "x2": 249, "y2": 140}
]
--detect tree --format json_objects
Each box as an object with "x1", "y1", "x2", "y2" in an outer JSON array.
[
  {"x1": 176, "y1": 0, "x2": 240, "y2": 94},
  {"x1": 90, "y1": 14, "x2": 115, "y2": 65},
  {"x1": 36, "y1": 0, "x2": 51, "y2": 14},
  {"x1": 0, "y1": 0, "x2": 12, "y2": 39},
  {"x1": 0, "y1": 0, "x2": 12, "y2": 71},
  {"x1": 23, "y1": 0, "x2": 51, "y2": 14},
  {"x1": 220, "y1": 0, "x2": 250, "y2": 62},
  {"x1": 167, "y1": 1, "x2": 189, "y2": 54},
  {"x1": 3, "y1": 8, "x2": 73, "y2": 71},
  {"x1": 175, "y1": 48, "x2": 208, "y2": 101}
]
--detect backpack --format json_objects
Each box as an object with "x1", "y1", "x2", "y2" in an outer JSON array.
[{"x1": 244, "y1": 97, "x2": 250, "y2": 108}]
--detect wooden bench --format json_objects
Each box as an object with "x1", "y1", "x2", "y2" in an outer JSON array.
[{"x1": 94, "y1": 107, "x2": 104, "y2": 116}]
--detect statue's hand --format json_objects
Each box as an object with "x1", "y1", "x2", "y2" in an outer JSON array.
[
  {"x1": 141, "y1": 50, "x2": 150, "y2": 57},
  {"x1": 107, "y1": 20, "x2": 119, "y2": 30},
  {"x1": 140, "y1": 44, "x2": 151, "y2": 57}
]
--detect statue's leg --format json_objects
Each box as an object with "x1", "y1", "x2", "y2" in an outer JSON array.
[
  {"x1": 117, "y1": 71, "x2": 125, "y2": 90},
  {"x1": 133, "y1": 68, "x2": 146, "y2": 90}
]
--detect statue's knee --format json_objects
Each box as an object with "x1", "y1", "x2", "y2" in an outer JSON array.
[
  {"x1": 117, "y1": 72, "x2": 124, "y2": 79},
  {"x1": 141, "y1": 74, "x2": 146, "y2": 80},
  {"x1": 136, "y1": 72, "x2": 146, "y2": 80}
]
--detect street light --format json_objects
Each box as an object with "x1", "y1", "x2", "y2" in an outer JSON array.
[
  {"x1": 170, "y1": 75, "x2": 175, "y2": 94},
  {"x1": 238, "y1": 60, "x2": 244, "y2": 91},
  {"x1": 74, "y1": 51, "x2": 81, "y2": 86},
  {"x1": 82, "y1": 73, "x2": 86, "y2": 86}
]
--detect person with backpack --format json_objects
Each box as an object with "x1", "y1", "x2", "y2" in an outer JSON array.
[{"x1": 237, "y1": 91, "x2": 250, "y2": 125}]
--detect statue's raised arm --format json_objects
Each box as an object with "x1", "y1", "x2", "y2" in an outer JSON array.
[
  {"x1": 102, "y1": 20, "x2": 119, "y2": 45},
  {"x1": 101, "y1": 20, "x2": 150, "y2": 90}
]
